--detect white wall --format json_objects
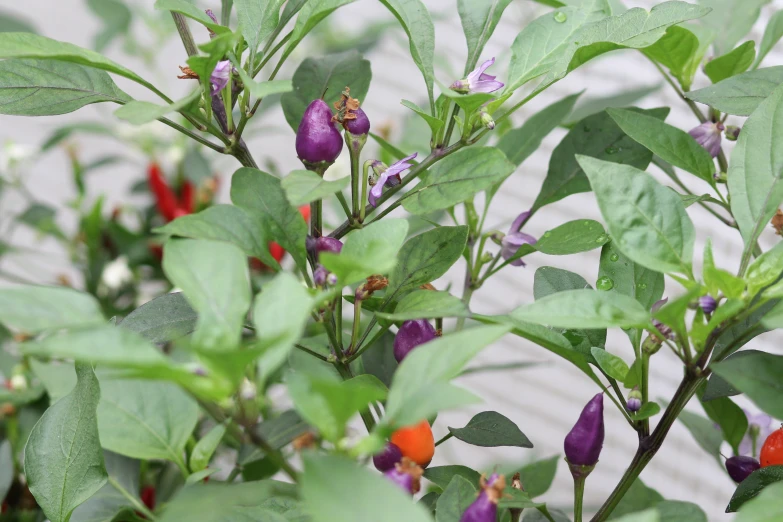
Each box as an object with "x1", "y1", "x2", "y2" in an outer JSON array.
[{"x1": 1, "y1": 0, "x2": 783, "y2": 519}]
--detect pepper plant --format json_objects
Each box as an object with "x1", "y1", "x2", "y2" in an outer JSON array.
[{"x1": 1, "y1": 0, "x2": 783, "y2": 521}]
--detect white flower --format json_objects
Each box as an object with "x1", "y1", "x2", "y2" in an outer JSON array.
[
  {"x1": 10, "y1": 374, "x2": 28, "y2": 391},
  {"x1": 99, "y1": 256, "x2": 133, "y2": 295},
  {"x1": 0, "y1": 141, "x2": 37, "y2": 174}
]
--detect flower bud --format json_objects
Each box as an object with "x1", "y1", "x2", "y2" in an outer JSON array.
[
  {"x1": 239, "y1": 378, "x2": 256, "y2": 401},
  {"x1": 9, "y1": 374, "x2": 27, "y2": 391},
  {"x1": 373, "y1": 442, "x2": 403, "y2": 472},
  {"x1": 393, "y1": 319, "x2": 437, "y2": 362},
  {"x1": 626, "y1": 387, "x2": 642, "y2": 413},
  {"x1": 384, "y1": 457, "x2": 423, "y2": 494},
  {"x1": 313, "y1": 265, "x2": 333, "y2": 287},
  {"x1": 725, "y1": 125, "x2": 741, "y2": 141},
  {"x1": 459, "y1": 474, "x2": 506, "y2": 522},
  {"x1": 725, "y1": 455, "x2": 760, "y2": 483},
  {"x1": 699, "y1": 295, "x2": 717, "y2": 314},
  {"x1": 296, "y1": 99, "x2": 343, "y2": 171},
  {"x1": 688, "y1": 121, "x2": 724, "y2": 158},
  {"x1": 479, "y1": 110, "x2": 495, "y2": 130},
  {"x1": 564, "y1": 393, "x2": 604, "y2": 477}
]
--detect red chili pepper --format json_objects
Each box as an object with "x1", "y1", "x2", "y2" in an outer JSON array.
[
  {"x1": 140, "y1": 486, "x2": 156, "y2": 511},
  {"x1": 180, "y1": 180, "x2": 195, "y2": 215},
  {"x1": 147, "y1": 163, "x2": 180, "y2": 222}
]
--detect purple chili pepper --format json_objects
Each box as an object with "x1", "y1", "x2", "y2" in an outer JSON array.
[
  {"x1": 564, "y1": 394, "x2": 605, "y2": 476},
  {"x1": 344, "y1": 107, "x2": 370, "y2": 136},
  {"x1": 725, "y1": 455, "x2": 760, "y2": 483},
  {"x1": 373, "y1": 442, "x2": 403, "y2": 472},
  {"x1": 459, "y1": 473, "x2": 506, "y2": 522},
  {"x1": 394, "y1": 319, "x2": 437, "y2": 362},
  {"x1": 699, "y1": 295, "x2": 717, "y2": 314},
  {"x1": 296, "y1": 99, "x2": 343, "y2": 168}
]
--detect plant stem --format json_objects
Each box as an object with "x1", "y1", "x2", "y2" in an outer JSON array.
[
  {"x1": 573, "y1": 475, "x2": 586, "y2": 522},
  {"x1": 350, "y1": 145, "x2": 362, "y2": 217},
  {"x1": 335, "y1": 191, "x2": 352, "y2": 220},
  {"x1": 311, "y1": 200, "x2": 323, "y2": 238},
  {"x1": 360, "y1": 160, "x2": 372, "y2": 223},
  {"x1": 294, "y1": 343, "x2": 328, "y2": 361},
  {"x1": 640, "y1": 352, "x2": 651, "y2": 436},
  {"x1": 156, "y1": 117, "x2": 225, "y2": 153},
  {"x1": 108, "y1": 476, "x2": 157, "y2": 521},
  {"x1": 347, "y1": 324, "x2": 390, "y2": 363},
  {"x1": 171, "y1": 12, "x2": 199, "y2": 57},
  {"x1": 220, "y1": 0, "x2": 232, "y2": 26},
  {"x1": 349, "y1": 299, "x2": 363, "y2": 355},
  {"x1": 434, "y1": 433, "x2": 453, "y2": 447}
]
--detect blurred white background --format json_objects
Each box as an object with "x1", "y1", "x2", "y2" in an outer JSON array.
[{"x1": 1, "y1": 0, "x2": 783, "y2": 520}]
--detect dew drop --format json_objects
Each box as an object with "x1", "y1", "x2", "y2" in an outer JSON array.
[
  {"x1": 596, "y1": 234, "x2": 609, "y2": 243},
  {"x1": 605, "y1": 146, "x2": 619, "y2": 155},
  {"x1": 554, "y1": 11, "x2": 568, "y2": 22},
  {"x1": 609, "y1": 253, "x2": 619, "y2": 262},
  {"x1": 596, "y1": 276, "x2": 614, "y2": 291},
  {"x1": 637, "y1": 282, "x2": 648, "y2": 290}
]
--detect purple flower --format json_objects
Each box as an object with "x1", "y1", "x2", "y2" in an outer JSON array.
[
  {"x1": 296, "y1": 99, "x2": 343, "y2": 166},
  {"x1": 501, "y1": 210, "x2": 536, "y2": 267},
  {"x1": 626, "y1": 387, "x2": 642, "y2": 413},
  {"x1": 688, "y1": 121, "x2": 724, "y2": 157},
  {"x1": 368, "y1": 153, "x2": 417, "y2": 207},
  {"x1": 394, "y1": 319, "x2": 437, "y2": 363},
  {"x1": 450, "y1": 58, "x2": 504, "y2": 94},
  {"x1": 739, "y1": 410, "x2": 774, "y2": 457},
  {"x1": 699, "y1": 295, "x2": 717, "y2": 314},
  {"x1": 205, "y1": 9, "x2": 218, "y2": 23},
  {"x1": 373, "y1": 442, "x2": 403, "y2": 472},
  {"x1": 725, "y1": 455, "x2": 760, "y2": 483},
  {"x1": 384, "y1": 457, "x2": 422, "y2": 495},
  {"x1": 345, "y1": 107, "x2": 370, "y2": 136},
  {"x1": 564, "y1": 393, "x2": 604, "y2": 472},
  {"x1": 210, "y1": 60, "x2": 231, "y2": 95},
  {"x1": 307, "y1": 236, "x2": 343, "y2": 260},
  {"x1": 313, "y1": 264, "x2": 336, "y2": 287},
  {"x1": 651, "y1": 298, "x2": 674, "y2": 340},
  {"x1": 460, "y1": 474, "x2": 506, "y2": 522}
]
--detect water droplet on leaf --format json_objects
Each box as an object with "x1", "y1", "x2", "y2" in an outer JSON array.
[
  {"x1": 609, "y1": 253, "x2": 619, "y2": 262},
  {"x1": 596, "y1": 234, "x2": 608, "y2": 243},
  {"x1": 605, "y1": 146, "x2": 619, "y2": 155},
  {"x1": 596, "y1": 276, "x2": 614, "y2": 291},
  {"x1": 637, "y1": 282, "x2": 647, "y2": 290},
  {"x1": 554, "y1": 11, "x2": 567, "y2": 22}
]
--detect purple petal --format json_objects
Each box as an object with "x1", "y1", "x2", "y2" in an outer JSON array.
[
  {"x1": 478, "y1": 73, "x2": 497, "y2": 82},
  {"x1": 469, "y1": 57, "x2": 496, "y2": 82},
  {"x1": 386, "y1": 153, "x2": 418, "y2": 178},
  {"x1": 501, "y1": 232, "x2": 536, "y2": 267},
  {"x1": 210, "y1": 60, "x2": 231, "y2": 95},
  {"x1": 688, "y1": 122, "x2": 723, "y2": 158},
  {"x1": 509, "y1": 210, "x2": 531, "y2": 234},
  {"x1": 471, "y1": 79, "x2": 504, "y2": 94},
  {"x1": 369, "y1": 173, "x2": 388, "y2": 207},
  {"x1": 651, "y1": 297, "x2": 668, "y2": 313}
]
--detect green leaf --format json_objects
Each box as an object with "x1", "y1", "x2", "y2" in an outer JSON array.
[
  {"x1": 253, "y1": 410, "x2": 310, "y2": 451},
  {"x1": 375, "y1": 289, "x2": 469, "y2": 321},
  {"x1": 424, "y1": 466, "x2": 481, "y2": 490},
  {"x1": 157, "y1": 481, "x2": 299, "y2": 521},
  {"x1": 609, "y1": 479, "x2": 664, "y2": 519},
  {"x1": 113, "y1": 89, "x2": 200, "y2": 125},
  {"x1": 712, "y1": 350, "x2": 783, "y2": 420},
  {"x1": 535, "y1": 219, "x2": 609, "y2": 256},
  {"x1": 321, "y1": 219, "x2": 409, "y2": 285},
  {"x1": 253, "y1": 272, "x2": 313, "y2": 386},
  {"x1": 98, "y1": 378, "x2": 197, "y2": 465},
  {"x1": 754, "y1": 10, "x2": 783, "y2": 69},
  {"x1": 566, "y1": 84, "x2": 662, "y2": 125},
  {"x1": 87, "y1": 0, "x2": 131, "y2": 51},
  {"x1": 630, "y1": 402, "x2": 661, "y2": 421},
  {"x1": 401, "y1": 99, "x2": 443, "y2": 136},
  {"x1": 378, "y1": 0, "x2": 435, "y2": 111},
  {"x1": 302, "y1": 454, "x2": 432, "y2": 522},
  {"x1": 439, "y1": 88, "x2": 495, "y2": 115},
  {"x1": 715, "y1": 302, "x2": 776, "y2": 359},
  {"x1": 699, "y1": 0, "x2": 769, "y2": 56},
  {"x1": 233, "y1": 0, "x2": 284, "y2": 55},
  {"x1": 705, "y1": 41, "x2": 756, "y2": 84},
  {"x1": 699, "y1": 391, "x2": 747, "y2": 454},
  {"x1": 735, "y1": 480, "x2": 783, "y2": 520},
  {"x1": 447, "y1": 411, "x2": 532, "y2": 448},
  {"x1": 591, "y1": 347, "x2": 629, "y2": 381},
  {"x1": 578, "y1": 155, "x2": 695, "y2": 275},
  {"x1": 506, "y1": 2, "x2": 612, "y2": 93},
  {"x1": 383, "y1": 325, "x2": 510, "y2": 428},
  {"x1": 190, "y1": 423, "x2": 226, "y2": 472},
  {"x1": 534, "y1": 107, "x2": 666, "y2": 210},
  {"x1": 703, "y1": 351, "x2": 758, "y2": 401},
  {"x1": 402, "y1": 147, "x2": 515, "y2": 214},
  {"x1": 25, "y1": 364, "x2": 107, "y2": 522},
  {"x1": 514, "y1": 455, "x2": 559, "y2": 498},
  {"x1": 677, "y1": 408, "x2": 723, "y2": 463},
  {"x1": 642, "y1": 25, "x2": 711, "y2": 91},
  {"x1": 120, "y1": 292, "x2": 197, "y2": 344},
  {"x1": 607, "y1": 108, "x2": 715, "y2": 184},
  {"x1": 360, "y1": 331, "x2": 398, "y2": 388},
  {"x1": 0, "y1": 32, "x2": 162, "y2": 97},
  {"x1": 0, "y1": 59, "x2": 130, "y2": 116},
  {"x1": 0, "y1": 285, "x2": 103, "y2": 334},
  {"x1": 281, "y1": 170, "x2": 350, "y2": 206},
  {"x1": 386, "y1": 225, "x2": 469, "y2": 300},
  {"x1": 156, "y1": 204, "x2": 269, "y2": 259},
  {"x1": 186, "y1": 31, "x2": 240, "y2": 99},
  {"x1": 511, "y1": 289, "x2": 651, "y2": 329},
  {"x1": 458, "y1": 0, "x2": 514, "y2": 72},
  {"x1": 163, "y1": 239, "x2": 250, "y2": 351},
  {"x1": 685, "y1": 67, "x2": 783, "y2": 116},
  {"x1": 726, "y1": 466, "x2": 783, "y2": 512},
  {"x1": 728, "y1": 84, "x2": 783, "y2": 246},
  {"x1": 496, "y1": 488, "x2": 545, "y2": 511},
  {"x1": 498, "y1": 92, "x2": 582, "y2": 167},
  {"x1": 0, "y1": 441, "x2": 11, "y2": 503},
  {"x1": 653, "y1": 501, "x2": 707, "y2": 522},
  {"x1": 155, "y1": 0, "x2": 228, "y2": 34},
  {"x1": 435, "y1": 475, "x2": 476, "y2": 522},
  {"x1": 745, "y1": 242, "x2": 783, "y2": 297},
  {"x1": 281, "y1": 50, "x2": 371, "y2": 131},
  {"x1": 70, "y1": 451, "x2": 139, "y2": 522},
  {"x1": 231, "y1": 167, "x2": 308, "y2": 272},
  {"x1": 762, "y1": 300, "x2": 783, "y2": 329}
]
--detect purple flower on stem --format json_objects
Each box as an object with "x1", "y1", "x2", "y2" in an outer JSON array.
[
  {"x1": 699, "y1": 295, "x2": 718, "y2": 314},
  {"x1": 501, "y1": 210, "x2": 536, "y2": 267},
  {"x1": 368, "y1": 153, "x2": 417, "y2": 207},
  {"x1": 393, "y1": 319, "x2": 437, "y2": 362},
  {"x1": 210, "y1": 60, "x2": 231, "y2": 96},
  {"x1": 688, "y1": 121, "x2": 724, "y2": 157},
  {"x1": 564, "y1": 393, "x2": 604, "y2": 476},
  {"x1": 384, "y1": 457, "x2": 423, "y2": 495},
  {"x1": 450, "y1": 58, "x2": 505, "y2": 94},
  {"x1": 313, "y1": 264, "x2": 336, "y2": 287},
  {"x1": 651, "y1": 298, "x2": 674, "y2": 340},
  {"x1": 725, "y1": 455, "x2": 760, "y2": 483},
  {"x1": 739, "y1": 410, "x2": 774, "y2": 457},
  {"x1": 459, "y1": 474, "x2": 506, "y2": 522}
]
